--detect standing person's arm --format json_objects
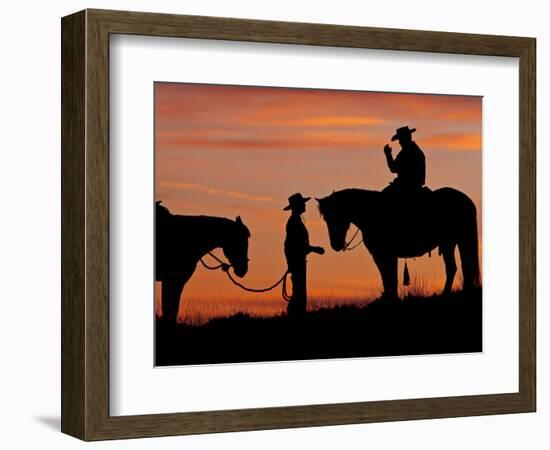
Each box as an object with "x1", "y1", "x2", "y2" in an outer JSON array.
[
  {"x1": 303, "y1": 225, "x2": 312, "y2": 255},
  {"x1": 290, "y1": 218, "x2": 309, "y2": 258},
  {"x1": 304, "y1": 226, "x2": 325, "y2": 255},
  {"x1": 308, "y1": 245, "x2": 325, "y2": 255}
]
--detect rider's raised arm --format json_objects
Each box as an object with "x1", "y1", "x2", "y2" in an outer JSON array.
[
  {"x1": 385, "y1": 151, "x2": 398, "y2": 173},
  {"x1": 384, "y1": 144, "x2": 397, "y2": 173}
]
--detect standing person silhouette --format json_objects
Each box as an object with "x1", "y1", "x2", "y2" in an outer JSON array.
[
  {"x1": 383, "y1": 126, "x2": 426, "y2": 194},
  {"x1": 283, "y1": 193, "x2": 325, "y2": 317}
]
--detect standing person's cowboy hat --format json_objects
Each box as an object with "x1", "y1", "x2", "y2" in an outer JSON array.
[
  {"x1": 283, "y1": 193, "x2": 311, "y2": 211},
  {"x1": 391, "y1": 126, "x2": 417, "y2": 141}
]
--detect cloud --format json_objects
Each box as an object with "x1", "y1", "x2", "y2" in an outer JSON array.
[
  {"x1": 422, "y1": 133, "x2": 482, "y2": 151},
  {"x1": 279, "y1": 115, "x2": 385, "y2": 127},
  {"x1": 157, "y1": 181, "x2": 275, "y2": 203},
  {"x1": 441, "y1": 109, "x2": 482, "y2": 122},
  {"x1": 156, "y1": 127, "x2": 386, "y2": 152}
]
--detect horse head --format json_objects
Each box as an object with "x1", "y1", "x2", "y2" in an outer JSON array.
[
  {"x1": 222, "y1": 216, "x2": 251, "y2": 278},
  {"x1": 317, "y1": 192, "x2": 351, "y2": 252}
]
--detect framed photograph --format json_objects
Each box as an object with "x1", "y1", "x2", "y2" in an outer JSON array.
[{"x1": 61, "y1": 9, "x2": 536, "y2": 440}]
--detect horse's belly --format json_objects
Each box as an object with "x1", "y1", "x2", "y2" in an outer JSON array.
[{"x1": 381, "y1": 229, "x2": 438, "y2": 258}]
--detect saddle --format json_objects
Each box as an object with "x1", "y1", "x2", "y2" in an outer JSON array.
[
  {"x1": 380, "y1": 183, "x2": 433, "y2": 234},
  {"x1": 382, "y1": 182, "x2": 431, "y2": 202}
]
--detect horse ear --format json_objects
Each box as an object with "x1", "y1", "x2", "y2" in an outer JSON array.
[{"x1": 236, "y1": 216, "x2": 243, "y2": 224}]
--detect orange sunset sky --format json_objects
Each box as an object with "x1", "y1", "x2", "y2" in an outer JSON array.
[{"x1": 155, "y1": 82, "x2": 482, "y2": 321}]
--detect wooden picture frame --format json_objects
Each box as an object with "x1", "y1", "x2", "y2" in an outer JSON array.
[{"x1": 61, "y1": 9, "x2": 536, "y2": 441}]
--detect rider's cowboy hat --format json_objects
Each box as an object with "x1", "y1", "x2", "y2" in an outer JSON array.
[
  {"x1": 283, "y1": 193, "x2": 311, "y2": 211},
  {"x1": 391, "y1": 126, "x2": 417, "y2": 141}
]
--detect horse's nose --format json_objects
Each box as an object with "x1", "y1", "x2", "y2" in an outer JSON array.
[{"x1": 234, "y1": 266, "x2": 248, "y2": 278}]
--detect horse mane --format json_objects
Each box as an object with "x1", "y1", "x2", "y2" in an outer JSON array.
[
  {"x1": 177, "y1": 215, "x2": 251, "y2": 238},
  {"x1": 318, "y1": 188, "x2": 379, "y2": 217},
  {"x1": 156, "y1": 201, "x2": 250, "y2": 237}
]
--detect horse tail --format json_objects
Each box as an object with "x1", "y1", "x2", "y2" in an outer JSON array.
[{"x1": 458, "y1": 200, "x2": 481, "y2": 290}]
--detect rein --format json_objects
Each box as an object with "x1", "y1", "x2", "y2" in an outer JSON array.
[
  {"x1": 343, "y1": 227, "x2": 363, "y2": 251},
  {"x1": 198, "y1": 253, "x2": 227, "y2": 270},
  {"x1": 200, "y1": 252, "x2": 291, "y2": 301}
]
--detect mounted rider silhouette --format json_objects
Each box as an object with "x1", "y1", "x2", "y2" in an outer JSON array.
[
  {"x1": 382, "y1": 126, "x2": 429, "y2": 285},
  {"x1": 383, "y1": 126, "x2": 426, "y2": 195},
  {"x1": 283, "y1": 193, "x2": 325, "y2": 318}
]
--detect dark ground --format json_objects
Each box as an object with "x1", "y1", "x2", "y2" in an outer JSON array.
[{"x1": 155, "y1": 289, "x2": 482, "y2": 366}]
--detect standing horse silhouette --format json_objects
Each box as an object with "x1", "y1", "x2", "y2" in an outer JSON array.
[
  {"x1": 317, "y1": 188, "x2": 480, "y2": 298},
  {"x1": 156, "y1": 201, "x2": 250, "y2": 323}
]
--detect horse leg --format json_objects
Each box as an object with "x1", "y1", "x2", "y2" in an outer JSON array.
[
  {"x1": 161, "y1": 263, "x2": 197, "y2": 324},
  {"x1": 373, "y1": 253, "x2": 398, "y2": 299},
  {"x1": 441, "y1": 243, "x2": 457, "y2": 294},
  {"x1": 458, "y1": 238, "x2": 480, "y2": 291},
  {"x1": 161, "y1": 277, "x2": 185, "y2": 325}
]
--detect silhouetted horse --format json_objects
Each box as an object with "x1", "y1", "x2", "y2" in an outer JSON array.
[
  {"x1": 156, "y1": 201, "x2": 250, "y2": 323},
  {"x1": 317, "y1": 189, "x2": 480, "y2": 298}
]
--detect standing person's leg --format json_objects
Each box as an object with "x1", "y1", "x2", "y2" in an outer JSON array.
[
  {"x1": 287, "y1": 271, "x2": 296, "y2": 317},
  {"x1": 287, "y1": 259, "x2": 306, "y2": 317},
  {"x1": 286, "y1": 259, "x2": 296, "y2": 317},
  {"x1": 292, "y1": 259, "x2": 307, "y2": 315}
]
